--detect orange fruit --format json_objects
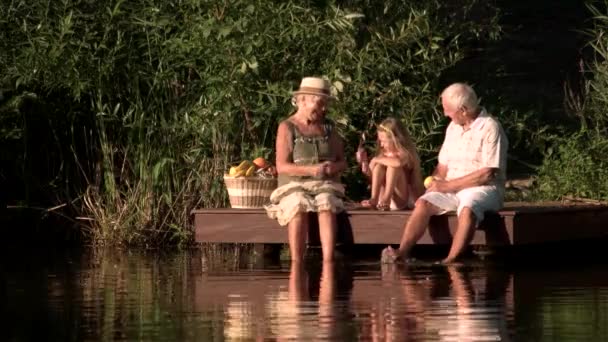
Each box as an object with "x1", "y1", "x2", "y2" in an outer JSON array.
[{"x1": 252, "y1": 157, "x2": 268, "y2": 169}]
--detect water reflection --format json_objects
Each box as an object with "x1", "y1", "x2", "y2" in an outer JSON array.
[
  {"x1": 264, "y1": 262, "x2": 355, "y2": 341},
  {"x1": 201, "y1": 260, "x2": 512, "y2": 341},
  {"x1": 353, "y1": 264, "x2": 511, "y2": 341},
  {"x1": 5, "y1": 248, "x2": 608, "y2": 341}
]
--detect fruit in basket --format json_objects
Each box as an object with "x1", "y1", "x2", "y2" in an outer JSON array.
[
  {"x1": 236, "y1": 160, "x2": 252, "y2": 171},
  {"x1": 227, "y1": 160, "x2": 253, "y2": 177},
  {"x1": 267, "y1": 165, "x2": 277, "y2": 177},
  {"x1": 245, "y1": 165, "x2": 256, "y2": 177},
  {"x1": 252, "y1": 157, "x2": 268, "y2": 169},
  {"x1": 226, "y1": 158, "x2": 279, "y2": 179}
]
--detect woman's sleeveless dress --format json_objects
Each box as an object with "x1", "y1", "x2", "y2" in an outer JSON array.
[{"x1": 265, "y1": 121, "x2": 345, "y2": 226}]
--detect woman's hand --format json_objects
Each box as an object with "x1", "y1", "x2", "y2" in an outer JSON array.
[
  {"x1": 310, "y1": 163, "x2": 329, "y2": 177},
  {"x1": 324, "y1": 161, "x2": 343, "y2": 176}
]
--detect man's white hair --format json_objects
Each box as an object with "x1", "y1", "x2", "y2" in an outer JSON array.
[{"x1": 441, "y1": 83, "x2": 479, "y2": 112}]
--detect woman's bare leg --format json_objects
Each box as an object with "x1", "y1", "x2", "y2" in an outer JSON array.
[
  {"x1": 379, "y1": 166, "x2": 409, "y2": 208},
  {"x1": 288, "y1": 261, "x2": 308, "y2": 300},
  {"x1": 317, "y1": 261, "x2": 336, "y2": 339},
  {"x1": 317, "y1": 211, "x2": 337, "y2": 261},
  {"x1": 288, "y1": 212, "x2": 309, "y2": 262}
]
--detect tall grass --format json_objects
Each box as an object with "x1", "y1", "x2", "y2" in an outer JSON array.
[
  {"x1": 0, "y1": 0, "x2": 502, "y2": 246},
  {"x1": 532, "y1": 2, "x2": 608, "y2": 201}
]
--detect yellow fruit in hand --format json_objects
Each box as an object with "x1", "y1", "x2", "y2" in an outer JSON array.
[{"x1": 424, "y1": 176, "x2": 434, "y2": 189}]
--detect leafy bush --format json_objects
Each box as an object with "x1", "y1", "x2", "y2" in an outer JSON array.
[
  {"x1": 0, "y1": 0, "x2": 501, "y2": 245},
  {"x1": 532, "y1": 2, "x2": 608, "y2": 202},
  {"x1": 533, "y1": 131, "x2": 608, "y2": 201}
]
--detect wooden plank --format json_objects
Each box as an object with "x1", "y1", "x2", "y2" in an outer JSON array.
[
  {"x1": 193, "y1": 208, "x2": 515, "y2": 245},
  {"x1": 192, "y1": 203, "x2": 608, "y2": 246},
  {"x1": 194, "y1": 211, "x2": 286, "y2": 243},
  {"x1": 512, "y1": 206, "x2": 608, "y2": 244}
]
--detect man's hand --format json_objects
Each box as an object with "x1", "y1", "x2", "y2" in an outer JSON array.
[{"x1": 426, "y1": 179, "x2": 453, "y2": 193}]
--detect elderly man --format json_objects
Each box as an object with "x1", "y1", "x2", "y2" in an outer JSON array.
[{"x1": 383, "y1": 83, "x2": 508, "y2": 263}]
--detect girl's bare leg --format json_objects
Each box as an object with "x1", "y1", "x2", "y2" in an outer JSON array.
[
  {"x1": 378, "y1": 166, "x2": 409, "y2": 209},
  {"x1": 364, "y1": 164, "x2": 386, "y2": 207},
  {"x1": 318, "y1": 211, "x2": 337, "y2": 261},
  {"x1": 288, "y1": 212, "x2": 309, "y2": 262}
]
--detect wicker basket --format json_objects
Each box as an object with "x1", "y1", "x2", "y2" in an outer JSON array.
[{"x1": 223, "y1": 175, "x2": 278, "y2": 208}]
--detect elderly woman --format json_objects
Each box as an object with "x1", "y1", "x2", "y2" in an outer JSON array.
[{"x1": 265, "y1": 77, "x2": 347, "y2": 262}]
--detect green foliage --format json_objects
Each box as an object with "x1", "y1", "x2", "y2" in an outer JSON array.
[
  {"x1": 0, "y1": 0, "x2": 501, "y2": 246},
  {"x1": 582, "y1": 1, "x2": 608, "y2": 132},
  {"x1": 531, "y1": 2, "x2": 608, "y2": 201},
  {"x1": 533, "y1": 130, "x2": 608, "y2": 201}
]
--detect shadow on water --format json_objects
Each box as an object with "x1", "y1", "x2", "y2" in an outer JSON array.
[{"x1": 3, "y1": 245, "x2": 608, "y2": 341}]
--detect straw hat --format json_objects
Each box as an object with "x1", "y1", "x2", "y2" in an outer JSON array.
[{"x1": 293, "y1": 77, "x2": 334, "y2": 98}]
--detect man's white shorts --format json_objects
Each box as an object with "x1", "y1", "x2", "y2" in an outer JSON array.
[{"x1": 419, "y1": 186, "x2": 503, "y2": 224}]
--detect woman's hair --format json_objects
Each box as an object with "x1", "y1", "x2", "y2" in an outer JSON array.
[
  {"x1": 440, "y1": 83, "x2": 479, "y2": 113},
  {"x1": 376, "y1": 117, "x2": 420, "y2": 168}
]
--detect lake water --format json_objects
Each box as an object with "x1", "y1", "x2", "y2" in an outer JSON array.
[{"x1": 3, "y1": 247, "x2": 608, "y2": 341}]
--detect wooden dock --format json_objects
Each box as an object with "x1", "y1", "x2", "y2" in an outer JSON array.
[{"x1": 192, "y1": 202, "x2": 608, "y2": 246}]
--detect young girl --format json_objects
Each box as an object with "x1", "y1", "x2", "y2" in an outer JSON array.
[{"x1": 356, "y1": 117, "x2": 425, "y2": 210}]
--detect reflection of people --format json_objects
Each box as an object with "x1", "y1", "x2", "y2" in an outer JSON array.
[
  {"x1": 368, "y1": 265, "x2": 431, "y2": 342},
  {"x1": 266, "y1": 262, "x2": 313, "y2": 340},
  {"x1": 265, "y1": 77, "x2": 347, "y2": 262},
  {"x1": 383, "y1": 83, "x2": 508, "y2": 263},
  {"x1": 223, "y1": 299, "x2": 256, "y2": 340},
  {"x1": 267, "y1": 262, "x2": 355, "y2": 341},
  {"x1": 356, "y1": 117, "x2": 425, "y2": 211},
  {"x1": 369, "y1": 265, "x2": 511, "y2": 342},
  {"x1": 427, "y1": 266, "x2": 511, "y2": 342}
]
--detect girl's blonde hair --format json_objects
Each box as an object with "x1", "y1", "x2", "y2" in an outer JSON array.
[{"x1": 377, "y1": 117, "x2": 419, "y2": 166}]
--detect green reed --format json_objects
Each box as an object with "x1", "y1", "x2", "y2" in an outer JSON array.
[
  {"x1": 1, "y1": 0, "x2": 506, "y2": 245},
  {"x1": 531, "y1": 2, "x2": 608, "y2": 202}
]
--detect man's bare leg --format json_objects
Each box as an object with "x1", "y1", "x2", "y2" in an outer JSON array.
[
  {"x1": 384, "y1": 199, "x2": 441, "y2": 262},
  {"x1": 442, "y1": 207, "x2": 476, "y2": 263},
  {"x1": 288, "y1": 212, "x2": 309, "y2": 262},
  {"x1": 318, "y1": 210, "x2": 337, "y2": 261}
]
